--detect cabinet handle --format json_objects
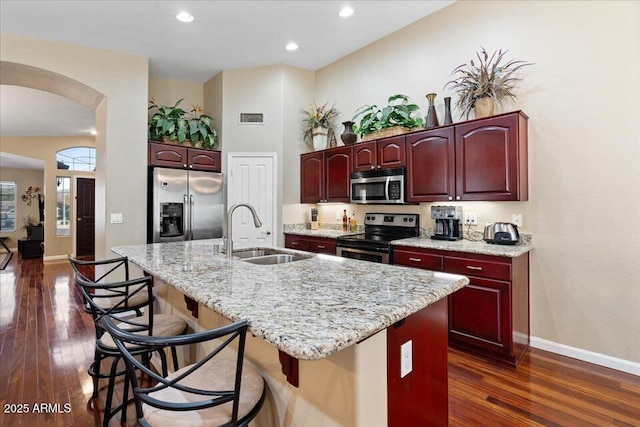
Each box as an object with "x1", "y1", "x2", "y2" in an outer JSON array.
[
  {"x1": 291, "y1": 242, "x2": 299, "y2": 246},
  {"x1": 448, "y1": 196, "x2": 453, "y2": 201},
  {"x1": 466, "y1": 265, "x2": 483, "y2": 271},
  {"x1": 317, "y1": 245, "x2": 326, "y2": 249},
  {"x1": 409, "y1": 257, "x2": 422, "y2": 262},
  {"x1": 456, "y1": 196, "x2": 461, "y2": 200}
]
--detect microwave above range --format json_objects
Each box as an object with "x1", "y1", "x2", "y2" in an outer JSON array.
[{"x1": 350, "y1": 167, "x2": 406, "y2": 204}]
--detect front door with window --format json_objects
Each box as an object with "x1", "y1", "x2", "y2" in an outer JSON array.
[{"x1": 76, "y1": 177, "x2": 95, "y2": 258}]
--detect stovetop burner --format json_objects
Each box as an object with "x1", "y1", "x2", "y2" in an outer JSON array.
[{"x1": 336, "y1": 213, "x2": 420, "y2": 252}]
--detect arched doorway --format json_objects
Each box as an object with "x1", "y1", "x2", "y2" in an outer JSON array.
[{"x1": 0, "y1": 61, "x2": 105, "y2": 259}]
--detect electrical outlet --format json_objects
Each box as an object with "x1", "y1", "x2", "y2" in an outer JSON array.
[
  {"x1": 400, "y1": 340, "x2": 412, "y2": 378},
  {"x1": 464, "y1": 212, "x2": 478, "y2": 226},
  {"x1": 512, "y1": 213, "x2": 523, "y2": 227}
]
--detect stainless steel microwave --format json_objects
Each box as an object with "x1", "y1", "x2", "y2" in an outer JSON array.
[{"x1": 350, "y1": 167, "x2": 406, "y2": 204}]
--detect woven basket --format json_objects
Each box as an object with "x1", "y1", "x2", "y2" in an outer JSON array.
[{"x1": 360, "y1": 126, "x2": 413, "y2": 142}]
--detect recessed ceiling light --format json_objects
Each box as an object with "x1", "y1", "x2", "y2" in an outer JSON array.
[
  {"x1": 286, "y1": 42, "x2": 299, "y2": 51},
  {"x1": 339, "y1": 6, "x2": 354, "y2": 17},
  {"x1": 176, "y1": 11, "x2": 194, "y2": 23}
]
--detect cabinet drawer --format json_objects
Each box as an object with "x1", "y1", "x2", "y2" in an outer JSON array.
[
  {"x1": 284, "y1": 235, "x2": 309, "y2": 251},
  {"x1": 393, "y1": 249, "x2": 443, "y2": 271},
  {"x1": 308, "y1": 238, "x2": 336, "y2": 255},
  {"x1": 444, "y1": 256, "x2": 511, "y2": 281}
]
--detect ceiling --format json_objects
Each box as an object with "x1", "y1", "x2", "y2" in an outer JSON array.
[
  {"x1": 0, "y1": 1, "x2": 454, "y2": 138},
  {"x1": 0, "y1": 152, "x2": 45, "y2": 170}
]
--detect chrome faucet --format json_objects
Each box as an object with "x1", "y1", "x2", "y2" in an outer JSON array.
[{"x1": 224, "y1": 203, "x2": 263, "y2": 258}]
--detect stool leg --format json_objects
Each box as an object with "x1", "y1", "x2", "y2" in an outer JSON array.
[
  {"x1": 171, "y1": 346, "x2": 179, "y2": 372},
  {"x1": 120, "y1": 370, "x2": 130, "y2": 426},
  {"x1": 90, "y1": 349, "x2": 103, "y2": 399},
  {"x1": 103, "y1": 356, "x2": 120, "y2": 427}
]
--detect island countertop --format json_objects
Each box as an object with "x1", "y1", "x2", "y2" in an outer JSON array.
[{"x1": 112, "y1": 239, "x2": 468, "y2": 361}]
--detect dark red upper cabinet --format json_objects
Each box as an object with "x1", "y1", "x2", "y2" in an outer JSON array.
[
  {"x1": 406, "y1": 128, "x2": 455, "y2": 202},
  {"x1": 377, "y1": 136, "x2": 406, "y2": 169},
  {"x1": 149, "y1": 142, "x2": 188, "y2": 168},
  {"x1": 324, "y1": 146, "x2": 351, "y2": 202},
  {"x1": 352, "y1": 141, "x2": 377, "y2": 172},
  {"x1": 188, "y1": 149, "x2": 221, "y2": 172},
  {"x1": 455, "y1": 112, "x2": 528, "y2": 201},
  {"x1": 300, "y1": 152, "x2": 324, "y2": 203}
]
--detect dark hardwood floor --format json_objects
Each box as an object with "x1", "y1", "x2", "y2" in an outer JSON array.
[{"x1": 1, "y1": 255, "x2": 639, "y2": 426}]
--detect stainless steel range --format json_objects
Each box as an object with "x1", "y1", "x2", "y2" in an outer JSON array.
[{"x1": 336, "y1": 213, "x2": 419, "y2": 264}]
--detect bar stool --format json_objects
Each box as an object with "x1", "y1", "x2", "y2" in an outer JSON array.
[
  {"x1": 71, "y1": 259, "x2": 187, "y2": 427},
  {"x1": 100, "y1": 315, "x2": 267, "y2": 427}
]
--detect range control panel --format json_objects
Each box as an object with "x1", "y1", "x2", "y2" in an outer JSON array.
[{"x1": 364, "y1": 213, "x2": 419, "y2": 227}]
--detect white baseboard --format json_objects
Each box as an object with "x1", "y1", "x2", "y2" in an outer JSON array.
[
  {"x1": 43, "y1": 255, "x2": 69, "y2": 262},
  {"x1": 530, "y1": 336, "x2": 640, "y2": 376}
]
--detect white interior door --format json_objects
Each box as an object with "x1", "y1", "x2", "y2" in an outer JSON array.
[{"x1": 227, "y1": 153, "x2": 276, "y2": 248}]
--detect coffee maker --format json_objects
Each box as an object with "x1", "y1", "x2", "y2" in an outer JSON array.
[{"x1": 430, "y1": 206, "x2": 463, "y2": 241}]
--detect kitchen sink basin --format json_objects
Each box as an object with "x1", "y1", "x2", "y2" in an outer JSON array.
[{"x1": 234, "y1": 248, "x2": 312, "y2": 265}]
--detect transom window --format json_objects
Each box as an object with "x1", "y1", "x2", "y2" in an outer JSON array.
[{"x1": 57, "y1": 147, "x2": 96, "y2": 171}]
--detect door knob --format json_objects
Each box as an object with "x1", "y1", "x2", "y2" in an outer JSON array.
[{"x1": 263, "y1": 230, "x2": 271, "y2": 235}]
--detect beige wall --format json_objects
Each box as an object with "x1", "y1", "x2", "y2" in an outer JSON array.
[
  {"x1": 0, "y1": 167, "x2": 44, "y2": 249},
  {"x1": 0, "y1": 136, "x2": 95, "y2": 257},
  {"x1": 148, "y1": 77, "x2": 204, "y2": 121},
  {"x1": 203, "y1": 72, "x2": 223, "y2": 148},
  {"x1": 1, "y1": 34, "x2": 149, "y2": 261},
  {"x1": 308, "y1": 0, "x2": 640, "y2": 362}
]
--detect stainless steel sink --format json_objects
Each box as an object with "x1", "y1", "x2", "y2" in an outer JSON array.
[
  {"x1": 234, "y1": 248, "x2": 312, "y2": 265},
  {"x1": 233, "y1": 249, "x2": 268, "y2": 259}
]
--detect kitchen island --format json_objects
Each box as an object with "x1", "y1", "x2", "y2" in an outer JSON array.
[{"x1": 112, "y1": 239, "x2": 468, "y2": 427}]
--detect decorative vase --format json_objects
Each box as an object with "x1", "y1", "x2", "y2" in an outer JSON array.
[
  {"x1": 340, "y1": 121, "x2": 357, "y2": 145},
  {"x1": 312, "y1": 126, "x2": 329, "y2": 151},
  {"x1": 425, "y1": 93, "x2": 439, "y2": 128},
  {"x1": 474, "y1": 97, "x2": 494, "y2": 118},
  {"x1": 444, "y1": 97, "x2": 453, "y2": 125}
]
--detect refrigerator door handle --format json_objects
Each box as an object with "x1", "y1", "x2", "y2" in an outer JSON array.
[
  {"x1": 184, "y1": 194, "x2": 190, "y2": 240},
  {"x1": 189, "y1": 194, "x2": 195, "y2": 240}
]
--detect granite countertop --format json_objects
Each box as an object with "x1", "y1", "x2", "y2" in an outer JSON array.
[
  {"x1": 391, "y1": 237, "x2": 533, "y2": 258},
  {"x1": 112, "y1": 239, "x2": 468, "y2": 361}
]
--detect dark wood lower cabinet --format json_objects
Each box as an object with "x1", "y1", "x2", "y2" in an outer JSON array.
[
  {"x1": 393, "y1": 245, "x2": 530, "y2": 366},
  {"x1": 284, "y1": 234, "x2": 336, "y2": 255}
]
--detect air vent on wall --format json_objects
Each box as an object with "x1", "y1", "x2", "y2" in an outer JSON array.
[{"x1": 238, "y1": 113, "x2": 265, "y2": 124}]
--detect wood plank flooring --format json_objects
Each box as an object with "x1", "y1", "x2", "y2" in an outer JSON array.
[{"x1": 1, "y1": 255, "x2": 639, "y2": 426}]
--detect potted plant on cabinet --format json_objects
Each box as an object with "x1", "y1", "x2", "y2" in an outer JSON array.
[
  {"x1": 352, "y1": 94, "x2": 423, "y2": 142},
  {"x1": 148, "y1": 98, "x2": 218, "y2": 149},
  {"x1": 300, "y1": 102, "x2": 340, "y2": 151},
  {"x1": 445, "y1": 47, "x2": 532, "y2": 119}
]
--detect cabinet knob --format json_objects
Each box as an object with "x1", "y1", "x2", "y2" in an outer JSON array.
[
  {"x1": 456, "y1": 196, "x2": 461, "y2": 200},
  {"x1": 448, "y1": 196, "x2": 453, "y2": 201},
  {"x1": 189, "y1": 165, "x2": 193, "y2": 169},
  {"x1": 371, "y1": 166, "x2": 375, "y2": 170},
  {"x1": 183, "y1": 164, "x2": 187, "y2": 168}
]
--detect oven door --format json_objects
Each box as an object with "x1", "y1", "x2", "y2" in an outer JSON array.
[
  {"x1": 350, "y1": 175, "x2": 404, "y2": 204},
  {"x1": 336, "y1": 247, "x2": 390, "y2": 264}
]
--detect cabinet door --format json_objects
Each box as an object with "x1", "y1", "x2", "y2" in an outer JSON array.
[
  {"x1": 448, "y1": 276, "x2": 512, "y2": 355},
  {"x1": 406, "y1": 128, "x2": 455, "y2": 202},
  {"x1": 324, "y1": 146, "x2": 351, "y2": 203},
  {"x1": 377, "y1": 136, "x2": 406, "y2": 169},
  {"x1": 149, "y1": 142, "x2": 188, "y2": 168},
  {"x1": 308, "y1": 237, "x2": 337, "y2": 255},
  {"x1": 300, "y1": 152, "x2": 324, "y2": 203},
  {"x1": 455, "y1": 113, "x2": 527, "y2": 201},
  {"x1": 188, "y1": 149, "x2": 221, "y2": 172},
  {"x1": 352, "y1": 141, "x2": 377, "y2": 172},
  {"x1": 284, "y1": 234, "x2": 310, "y2": 251}
]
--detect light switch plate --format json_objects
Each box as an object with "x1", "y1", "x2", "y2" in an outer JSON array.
[
  {"x1": 110, "y1": 213, "x2": 123, "y2": 224},
  {"x1": 400, "y1": 340, "x2": 412, "y2": 378}
]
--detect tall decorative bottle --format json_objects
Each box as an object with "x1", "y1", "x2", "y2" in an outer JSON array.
[
  {"x1": 425, "y1": 93, "x2": 439, "y2": 128},
  {"x1": 443, "y1": 96, "x2": 453, "y2": 125}
]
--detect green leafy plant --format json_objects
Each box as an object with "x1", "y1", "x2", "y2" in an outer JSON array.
[
  {"x1": 148, "y1": 98, "x2": 217, "y2": 148},
  {"x1": 445, "y1": 47, "x2": 533, "y2": 119},
  {"x1": 300, "y1": 102, "x2": 340, "y2": 142},
  {"x1": 352, "y1": 94, "x2": 423, "y2": 137}
]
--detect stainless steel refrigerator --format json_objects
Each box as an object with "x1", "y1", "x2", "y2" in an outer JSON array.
[{"x1": 148, "y1": 167, "x2": 224, "y2": 243}]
